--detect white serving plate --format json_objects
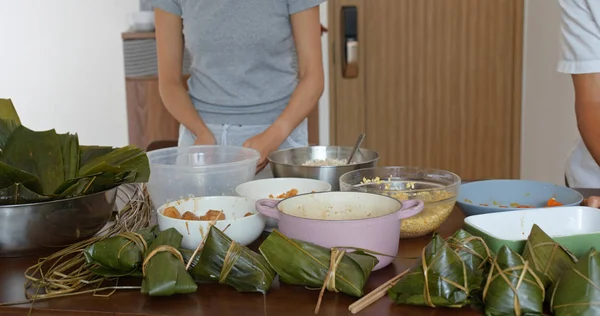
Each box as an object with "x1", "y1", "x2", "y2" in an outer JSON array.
[{"x1": 463, "y1": 206, "x2": 600, "y2": 257}]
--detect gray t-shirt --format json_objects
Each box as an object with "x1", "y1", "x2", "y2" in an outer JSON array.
[{"x1": 149, "y1": 0, "x2": 325, "y2": 125}]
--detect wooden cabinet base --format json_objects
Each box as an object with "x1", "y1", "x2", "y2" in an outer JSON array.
[{"x1": 125, "y1": 77, "x2": 179, "y2": 150}]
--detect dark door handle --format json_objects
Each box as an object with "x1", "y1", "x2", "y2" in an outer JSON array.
[{"x1": 341, "y1": 6, "x2": 358, "y2": 78}]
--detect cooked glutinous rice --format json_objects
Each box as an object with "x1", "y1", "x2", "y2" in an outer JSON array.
[{"x1": 301, "y1": 158, "x2": 348, "y2": 166}]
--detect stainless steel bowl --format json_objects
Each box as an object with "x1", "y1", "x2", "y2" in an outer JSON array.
[
  {"x1": 268, "y1": 146, "x2": 380, "y2": 190},
  {"x1": 0, "y1": 188, "x2": 118, "y2": 257}
]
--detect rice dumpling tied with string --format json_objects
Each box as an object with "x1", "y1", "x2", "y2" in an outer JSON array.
[
  {"x1": 483, "y1": 245, "x2": 545, "y2": 316},
  {"x1": 447, "y1": 229, "x2": 493, "y2": 274},
  {"x1": 522, "y1": 224, "x2": 577, "y2": 294},
  {"x1": 0, "y1": 98, "x2": 150, "y2": 205},
  {"x1": 187, "y1": 225, "x2": 275, "y2": 294},
  {"x1": 140, "y1": 228, "x2": 197, "y2": 296},
  {"x1": 551, "y1": 247, "x2": 600, "y2": 316},
  {"x1": 83, "y1": 226, "x2": 159, "y2": 277},
  {"x1": 388, "y1": 234, "x2": 479, "y2": 308},
  {"x1": 258, "y1": 229, "x2": 379, "y2": 298}
]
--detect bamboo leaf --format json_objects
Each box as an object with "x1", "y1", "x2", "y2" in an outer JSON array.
[
  {"x1": 0, "y1": 183, "x2": 51, "y2": 204},
  {"x1": 57, "y1": 133, "x2": 80, "y2": 181},
  {"x1": 0, "y1": 99, "x2": 22, "y2": 125},
  {"x1": 0, "y1": 119, "x2": 19, "y2": 150},
  {"x1": 0, "y1": 126, "x2": 64, "y2": 195},
  {"x1": 447, "y1": 229, "x2": 494, "y2": 274},
  {"x1": 54, "y1": 170, "x2": 138, "y2": 197},
  {"x1": 79, "y1": 146, "x2": 116, "y2": 166},
  {"x1": 0, "y1": 161, "x2": 43, "y2": 193},
  {"x1": 78, "y1": 146, "x2": 150, "y2": 183},
  {"x1": 188, "y1": 225, "x2": 275, "y2": 294},
  {"x1": 551, "y1": 247, "x2": 600, "y2": 315},
  {"x1": 84, "y1": 226, "x2": 159, "y2": 276},
  {"x1": 522, "y1": 224, "x2": 578, "y2": 299},
  {"x1": 483, "y1": 246, "x2": 545, "y2": 316},
  {"x1": 140, "y1": 228, "x2": 197, "y2": 296},
  {"x1": 389, "y1": 234, "x2": 476, "y2": 308},
  {"x1": 259, "y1": 229, "x2": 378, "y2": 298},
  {"x1": 446, "y1": 229, "x2": 494, "y2": 307}
]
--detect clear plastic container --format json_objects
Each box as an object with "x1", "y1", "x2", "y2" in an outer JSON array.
[
  {"x1": 146, "y1": 146, "x2": 260, "y2": 208},
  {"x1": 339, "y1": 166, "x2": 461, "y2": 238}
]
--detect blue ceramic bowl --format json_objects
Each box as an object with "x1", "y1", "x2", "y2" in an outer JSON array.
[{"x1": 456, "y1": 179, "x2": 584, "y2": 217}]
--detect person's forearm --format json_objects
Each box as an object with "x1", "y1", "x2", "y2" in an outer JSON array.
[
  {"x1": 576, "y1": 101, "x2": 600, "y2": 166},
  {"x1": 159, "y1": 81, "x2": 210, "y2": 136},
  {"x1": 575, "y1": 102, "x2": 600, "y2": 165},
  {"x1": 270, "y1": 73, "x2": 324, "y2": 136}
]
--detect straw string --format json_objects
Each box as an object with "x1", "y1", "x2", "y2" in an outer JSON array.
[
  {"x1": 446, "y1": 235, "x2": 494, "y2": 270},
  {"x1": 116, "y1": 232, "x2": 148, "y2": 259},
  {"x1": 314, "y1": 248, "x2": 346, "y2": 314},
  {"x1": 420, "y1": 244, "x2": 469, "y2": 308},
  {"x1": 185, "y1": 210, "x2": 224, "y2": 270},
  {"x1": 0, "y1": 185, "x2": 152, "y2": 307},
  {"x1": 142, "y1": 245, "x2": 184, "y2": 277},
  {"x1": 219, "y1": 241, "x2": 243, "y2": 284},
  {"x1": 529, "y1": 241, "x2": 577, "y2": 272},
  {"x1": 482, "y1": 258, "x2": 546, "y2": 316},
  {"x1": 551, "y1": 250, "x2": 600, "y2": 311}
]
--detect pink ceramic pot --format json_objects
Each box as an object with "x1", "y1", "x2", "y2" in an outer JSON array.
[{"x1": 256, "y1": 191, "x2": 424, "y2": 270}]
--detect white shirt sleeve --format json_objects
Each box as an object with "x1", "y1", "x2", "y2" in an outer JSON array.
[{"x1": 557, "y1": 0, "x2": 600, "y2": 74}]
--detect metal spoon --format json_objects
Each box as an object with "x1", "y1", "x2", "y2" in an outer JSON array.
[{"x1": 347, "y1": 133, "x2": 366, "y2": 164}]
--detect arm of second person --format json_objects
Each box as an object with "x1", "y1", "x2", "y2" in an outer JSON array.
[
  {"x1": 154, "y1": 8, "x2": 215, "y2": 145},
  {"x1": 573, "y1": 74, "x2": 600, "y2": 166}
]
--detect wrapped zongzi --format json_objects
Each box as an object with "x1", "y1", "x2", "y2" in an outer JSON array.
[
  {"x1": 259, "y1": 229, "x2": 379, "y2": 298},
  {"x1": 388, "y1": 234, "x2": 479, "y2": 308},
  {"x1": 447, "y1": 229, "x2": 493, "y2": 274},
  {"x1": 522, "y1": 224, "x2": 577, "y2": 297},
  {"x1": 188, "y1": 225, "x2": 275, "y2": 294},
  {"x1": 140, "y1": 228, "x2": 197, "y2": 296},
  {"x1": 483, "y1": 245, "x2": 545, "y2": 316},
  {"x1": 551, "y1": 247, "x2": 600, "y2": 316},
  {"x1": 84, "y1": 226, "x2": 159, "y2": 277}
]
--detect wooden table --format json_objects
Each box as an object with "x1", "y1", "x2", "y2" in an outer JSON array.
[{"x1": 1, "y1": 189, "x2": 597, "y2": 316}]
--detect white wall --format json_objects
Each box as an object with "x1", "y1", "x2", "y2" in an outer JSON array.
[
  {"x1": 0, "y1": 0, "x2": 139, "y2": 146},
  {"x1": 520, "y1": 0, "x2": 579, "y2": 184}
]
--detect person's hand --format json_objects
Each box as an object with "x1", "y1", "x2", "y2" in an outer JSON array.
[
  {"x1": 193, "y1": 130, "x2": 216, "y2": 145},
  {"x1": 582, "y1": 196, "x2": 600, "y2": 208},
  {"x1": 242, "y1": 127, "x2": 287, "y2": 174}
]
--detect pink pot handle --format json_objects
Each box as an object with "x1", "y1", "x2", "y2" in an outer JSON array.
[
  {"x1": 396, "y1": 199, "x2": 424, "y2": 220},
  {"x1": 256, "y1": 199, "x2": 281, "y2": 220}
]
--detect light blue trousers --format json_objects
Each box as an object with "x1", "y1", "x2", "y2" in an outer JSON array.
[{"x1": 177, "y1": 119, "x2": 309, "y2": 179}]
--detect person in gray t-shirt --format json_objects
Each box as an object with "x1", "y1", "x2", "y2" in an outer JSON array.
[{"x1": 149, "y1": 0, "x2": 325, "y2": 173}]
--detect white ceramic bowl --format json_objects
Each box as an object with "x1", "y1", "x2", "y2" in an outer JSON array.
[
  {"x1": 235, "y1": 178, "x2": 332, "y2": 231},
  {"x1": 156, "y1": 196, "x2": 265, "y2": 249}
]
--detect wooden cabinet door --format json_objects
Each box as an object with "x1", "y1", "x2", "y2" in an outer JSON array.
[{"x1": 328, "y1": 0, "x2": 524, "y2": 180}]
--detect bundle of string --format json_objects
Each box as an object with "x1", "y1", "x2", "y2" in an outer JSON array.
[
  {"x1": 314, "y1": 248, "x2": 346, "y2": 314},
  {"x1": 1, "y1": 184, "x2": 153, "y2": 307}
]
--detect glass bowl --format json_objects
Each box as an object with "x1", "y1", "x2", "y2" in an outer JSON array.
[{"x1": 339, "y1": 166, "x2": 461, "y2": 238}]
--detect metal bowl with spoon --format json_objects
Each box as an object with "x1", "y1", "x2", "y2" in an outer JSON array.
[{"x1": 268, "y1": 133, "x2": 378, "y2": 190}]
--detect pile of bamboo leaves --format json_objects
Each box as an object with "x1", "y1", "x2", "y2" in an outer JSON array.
[{"x1": 0, "y1": 99, "x2": 149, "y2": 205}]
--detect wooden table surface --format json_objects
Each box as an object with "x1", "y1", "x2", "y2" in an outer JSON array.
[{"x1": 1, "y1": 188, "x2": 597, "y2": 316}]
